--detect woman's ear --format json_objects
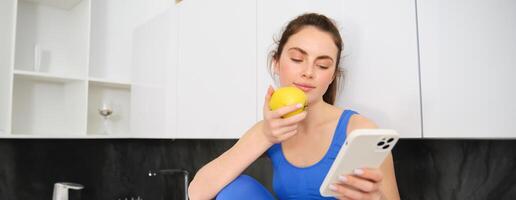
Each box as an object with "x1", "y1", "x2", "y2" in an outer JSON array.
[
  {"x1": 272, "y1": 59, "x2": 279, "y2": 75},
  {"x1": 332, "y1": 68, "x2": 341, "y2": 81}
]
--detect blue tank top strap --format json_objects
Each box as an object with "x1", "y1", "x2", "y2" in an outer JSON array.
[
  {"x1": 325, "y1": 109, "x2": 358, "y2": 160},
  {"x1": 333, "y1": 110, "x2": 358, "y2": 146},
  {"x1": 267, "y1": 143, "x2": 280, "y2": 158}
]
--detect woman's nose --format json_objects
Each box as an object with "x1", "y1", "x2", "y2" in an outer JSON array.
[{"x1": 302, "y1": 65, "x2": 314, "y2": 78}]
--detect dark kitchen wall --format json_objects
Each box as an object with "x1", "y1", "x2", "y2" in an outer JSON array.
[{"x1": 0, "y1": 139, "x2": 515, "y2": 200}]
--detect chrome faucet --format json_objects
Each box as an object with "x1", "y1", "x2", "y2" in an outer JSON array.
[{"x1": 52, "y1": 182, "x2": 84, "y2": 200}]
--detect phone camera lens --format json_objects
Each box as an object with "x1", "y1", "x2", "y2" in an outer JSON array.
[
  {"x1": 387, "y1": 138, "x2": 394, "y2": 143},
  {"x1": 377, "y1": 141, "x2": 385, "y2": 146},
  {"x1": 382, "y1": 144, "x2": 390, "y2": 150}
]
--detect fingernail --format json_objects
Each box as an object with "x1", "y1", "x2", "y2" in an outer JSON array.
[
  {"x1": 354, "y1": 168, "x2": 364, "y2": 175},
  {"x1": 339, "y1": 175, "x2": 347, "y2": 183},
  {"x1": 296, "y1": 103, "x2": 302, "y2": 108},
  {"x1": 329, "y1": 184, "x2": 337, "y2": 191}
]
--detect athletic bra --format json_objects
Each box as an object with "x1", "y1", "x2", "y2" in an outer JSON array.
[{"x1": 266, "y1": 110, "x2": 357, "y2": 199}]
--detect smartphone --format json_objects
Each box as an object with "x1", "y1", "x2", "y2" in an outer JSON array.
[{"x1": 319, "y1": 129, "x2": 400, "y2": 197}]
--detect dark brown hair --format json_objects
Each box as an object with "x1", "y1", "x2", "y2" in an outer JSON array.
[{"x1": 269, "y1": 13, "x2": 344, "y2": 105}]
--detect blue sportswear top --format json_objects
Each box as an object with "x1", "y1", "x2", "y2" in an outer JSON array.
[{"x1": 266, "y1": 109, "x2": 358, "y2": 199}]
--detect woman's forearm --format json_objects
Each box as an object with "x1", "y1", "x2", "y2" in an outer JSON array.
[{"x1": 188, "y1": 122, "x2": 273, "y2": 200}]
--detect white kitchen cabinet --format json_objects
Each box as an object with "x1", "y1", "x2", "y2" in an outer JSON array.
[
  {"x1": 89, "y1": 0, "x2": 132, "y2": 82},
  {"x1": 175, "y1": 0, "x2": 257, "y2": 138},
  {"x1": 418, "y1": 0, "x2": 516, "y2": 138},
  {"x1": 0, "y1": 0, "x2": 17, "y2": 136},
  {"x1": 131, "y1": 7, "x2": 179, "y2": 138},
  {"x1": 89, "y1": 0, "x2": 173, "y2": 82},
  {"x1": 8, "y1": 0, "x2": 91, "y2": 137},
  {"x1": 257, "y1": 0, "x2": 422, "y2": 138}
]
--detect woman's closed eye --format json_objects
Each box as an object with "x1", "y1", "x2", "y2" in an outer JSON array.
[
  {"x1": 316, "y1": 61, "x2": 332, "y2": 69},
  {"x1": 317, "y1": 65, "x2": 329, "y2": 69},
  {"x1": 316, "y1": 58, "x2": 333, "y2": 69},
  {"x1": 291, "y1": 58, "x2": 303, "y2": 63}
]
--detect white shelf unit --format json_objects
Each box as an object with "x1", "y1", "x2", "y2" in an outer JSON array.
[
  {"x1": 8, "y1": 0, "x2": 90, "y2": 137},
  {"x1": 14, "y1": 69, "x2": 85, "y2": 82},
  {"x1": 87, "y1": 81, "x2": 131, "y2": 136},
  {"x1": 23, "y1": 0, "x2": 83, "y2": 10},
  {"x1": 0, "y1": 0, "x2": 17, "y2": 136},
  {"x1": 0, "y1": 0, "x2": 134, "y2": 138},
  {"x1": 11, "y1": 74, "x2": 88, "y2": 136},
  {"x1": 14, "y1": 0, "x2": 90, "y2": 79}
]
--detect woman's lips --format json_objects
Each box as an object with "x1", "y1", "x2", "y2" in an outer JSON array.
[{"x1": 293, "y1": 83, "x2": 315, "y2": 92}]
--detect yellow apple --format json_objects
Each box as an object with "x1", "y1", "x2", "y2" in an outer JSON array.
[{"x1": 269, "y1": 86, "x2": 307, "y2": 118}]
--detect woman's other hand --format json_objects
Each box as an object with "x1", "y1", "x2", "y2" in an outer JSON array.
[{"x1": 330, "y1": 168, "x2": 385, "y2": 200}]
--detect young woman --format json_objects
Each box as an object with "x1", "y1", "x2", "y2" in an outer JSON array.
[{"x1": 188, "y1": 13, "x2": 400, "y2": 200}]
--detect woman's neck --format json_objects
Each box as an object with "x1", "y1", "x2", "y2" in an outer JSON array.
[{"x1": 297, "y1": 99, "x2": 337, "y2": 134}]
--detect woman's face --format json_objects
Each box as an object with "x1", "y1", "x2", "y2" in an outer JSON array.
[{"x1": 274, "y1": 26, "x2": 338, "y2": 105}]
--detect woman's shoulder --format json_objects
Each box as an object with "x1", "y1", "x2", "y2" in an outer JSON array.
[
  {"x1": 327, "y1": 103, "x2": 377, "y2": 129},
  {"x1": 349, "y1": 114, "x2": 377, "y2": 128},
  {"x1": 325, "y1": 104, "x2": 378, "y2": 135},
  {"x1": 347, "y1": 111, "x2": 378, "y2": 137}
]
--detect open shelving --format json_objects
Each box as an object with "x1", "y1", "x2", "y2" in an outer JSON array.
[
  {"x1": 11, "y1": 75, "x2": 87, "y2": 136},
  {"x1": 86, "y1": 82, "x2": 131, "y2": 136},
  {"x1": 1, "y1": 0, "x2": 134, "y2": 138}
]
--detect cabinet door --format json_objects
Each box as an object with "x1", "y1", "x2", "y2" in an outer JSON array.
[
  {"x1": 131, "y1": 8, "x2": 179, "y2": 138},
  {"x1": 0, "y1": 0, "x2": 16, "y2": 135},
  {"x1": 418, "y1": 0, "x2": 516, "y2": 138},
  {"x1": 176, "y1": 0, "x2": 257, "y2": 138},
  {"x1": 258, "y1": 0, "x2": 421, "y2": 138}
]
